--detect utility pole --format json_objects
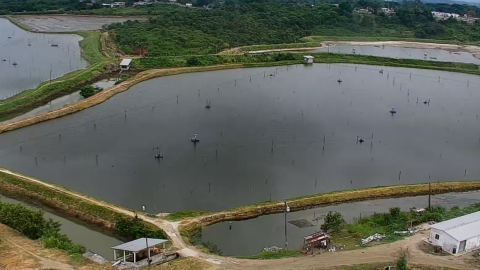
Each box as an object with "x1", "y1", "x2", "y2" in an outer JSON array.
[
  {"x1": 428, "y1": 182, "x2": 431, "y2": 211},
  {"x1": 284, "y1": 199, "x2": 290, "y2": 250}
]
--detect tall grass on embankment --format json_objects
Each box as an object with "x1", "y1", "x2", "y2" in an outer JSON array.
[
  {"x1": 133, "y1": 52, "x2": 480, "y2": 77},
  {"x1": 0, "y1": 169, "x2": 167, "y2": 240},
  {"x1": 178, "y1": 181, "x2": 480, "y2": 245}
]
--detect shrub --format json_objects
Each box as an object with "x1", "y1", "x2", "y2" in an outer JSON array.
[
  {"x1": 114, "y1": 215, "x2": 167, "y2": 241},
  {"x1": 321, "y1": 211, "x2": 345, "y2": 232},
  {"x1": 80, "y1": 85, "x2": 95, "y2": 98},
  {"x1": 389, "y1": 207, "x2": 401, "y2": 217}
]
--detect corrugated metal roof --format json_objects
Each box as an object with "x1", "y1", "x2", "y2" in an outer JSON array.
[
  {"x1": 430, "y1": 211, "x2": 480, "y2": 241},
  {"x1": 111, "y1": 238, "x2": 168, "y2": 252},
  {"x1": 120, "y1": 59, "x2": 132, "y2": 66}
]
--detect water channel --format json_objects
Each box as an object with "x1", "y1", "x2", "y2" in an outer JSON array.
[
  {"x1": 0, "y1": 195, "x2": 122, "y2": 260},
  {"x1": 0, "y1": 64, "x2": 480, "y2": 213},
  {"x1": 0, "y1": 79, "x2": 118, "y2": 124},
  {"x1": 312, "y1": 45, "x2": 480, "y2": 64},
  {"x1": 0, "y1": 18, "x2": 87, "y2": 98},
  {"x1": 202, "y1": 191, "x2": 480, "y2": 256}
]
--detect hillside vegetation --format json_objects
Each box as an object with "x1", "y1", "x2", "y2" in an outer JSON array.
[{"x1": 105, "y1": 0, "x2": 480, "y2": 56}]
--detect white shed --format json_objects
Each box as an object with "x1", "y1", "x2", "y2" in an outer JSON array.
[
  {"x1": 428, "y1": 211, "x2": 480, "y2": 255},
  {"x1": 120, "y1": 59, "x2": 132, "y2": 71},
  {"x1": 303, "y1": 55, "x2": 315, "y2": 64}
]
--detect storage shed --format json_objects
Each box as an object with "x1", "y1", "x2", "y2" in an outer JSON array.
[
  {"x1": 120, "y1": 59, "x2": 132, "y2": 71},
  {"x1": 428, "y1": 211, "x2": 480, "y2": 255},
  {"x1": 303, "y1": 55, "x2": 315, "y2": 64}
]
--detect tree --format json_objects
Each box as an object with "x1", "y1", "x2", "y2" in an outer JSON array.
[
  {"x1": 321, "y1": 211, "x2": 345, "y2": 233},
  {"x1": 80, "y1": 85, "x2": 95, "y2": 99}
]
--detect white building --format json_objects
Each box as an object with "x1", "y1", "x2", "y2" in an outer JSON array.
[
  {"x1": 432, "y1": 11, "x2": 460, "y2": 20},
  {"x1": 303, "y1": 55, "x2": 315, "y2": 64},
  {"x1": 120, "y1": 59, "x2": 132, "y2": 71},
  {"x1": 429, "y1": 211, "x2": 480, "y2": 255},
  {"x1": 380, "y1": 7, "x2": 395, "y2": 15},
  {"x1": 186, "y1": 3, "x2": 192, "y2": 7}
]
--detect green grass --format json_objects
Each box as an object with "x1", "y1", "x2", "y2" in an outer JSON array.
[
  {"x1": 236, "y1": 250, "x2": 302, "y2": 260},
  {"x1": 165, "y1": 211, "x2": 210, "y2": 221}
]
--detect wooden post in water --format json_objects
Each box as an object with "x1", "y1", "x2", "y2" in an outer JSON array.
[
  {"x1": 35, "y1": 157, "x2": 37, "y2": 166},
  {"x1": 96, "y1": 155, "x2": 98, "y2": 166},
  {"x1": 428, "y1": 182, "x2": 431, "y2": 211},
  {"x1": 209, "y1": 182, "x2": 211, "y2": 193},
  {"x1": 399, "y1": 171, "x2": 402, "y2": 181},
  {"x1": 315, "y1": 178, "x2": 317, "y2": 189},
  {"x1": 465, "y1": 168, "x2": 467, "y2": 177}
]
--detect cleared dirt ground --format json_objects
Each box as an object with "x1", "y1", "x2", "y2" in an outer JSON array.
[{"x1": 13, "y1": 15, "x2": 146, "y2": 32}]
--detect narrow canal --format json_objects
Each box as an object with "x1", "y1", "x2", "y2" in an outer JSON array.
[
  {"x1": 0, "y1": 195, "x2": 122, "y2": 260},
  {"x1": 202, "y1": 191, "x2": 480, "y2": 256}
]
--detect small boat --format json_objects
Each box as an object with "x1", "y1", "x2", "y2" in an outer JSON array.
[
  {"x1": 337, "y1": 79, "x2": 342, "y2": 83},
  {"x1": 154, "y1": 154, "x2": 164, "y2": 159},
  {"x1": 423, "y1": 101, "x2": 428, "y2": 104},
  {"x1": 389, "y1": 107, "x2": 397, "y2": 114},
  {"x1": 191, "y1": 133, "x2": 200, "y2": 143},
  {"x1": 205, "y1": 100, "x2": 211, "y2": 109},
  {"x1": 379, "y1": 69, "x2": 384, "y2": 74},
  {"x1": 374, "y1": 45, "x2": 380, "y2": 48},
  {"x1": 2, "y1": 59, "x2": 6, "y2": 62},
  {"x1": 51, "y1": 44, "x2": 59, "y2": 47},
  {"x1": 429, "y1": 57, "x2": 437, "y2": 60},
  {"x1": 8, "y1": 37, "x2": 11, "y2": 39},
  {"x1": 12, "y1": 61, "x2": 17, "y2": 66},
  {"x1": 28, "y1": 43, "x2": 31, "y2": 46},
  {"x1": 358, "y1": 139, "x2": 364, "y2": 143}
]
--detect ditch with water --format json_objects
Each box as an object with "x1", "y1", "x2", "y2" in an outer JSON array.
[
  {"x1": 0, "y1": 64, "x2": 479, "y2": 213},
  {"x1": 202, "y1": 191, "x2": 480, "y2": 256},
  {"x1": 312, "y1": 45, "x2": 480, "y2": 64},
  {"x1": 0, "y1": 195, "x2": 122, "y2": 260}
]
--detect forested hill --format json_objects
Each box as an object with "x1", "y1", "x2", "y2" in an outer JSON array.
[{"x1": 105, "y1": 0, "x2": 480, "y2": 56}]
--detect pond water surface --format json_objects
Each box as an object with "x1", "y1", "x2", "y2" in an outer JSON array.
[
  {"x1": 312, "y1": 45, "x2": 480, "y2": 64},
  {"x1": 0, "y1": 64, "x2": 479, "y2": 213},
  {"x1": 0, "y1": 18, "x2": 87, "y2": 98},
  {"x1": 0, "y1": 196, "x2": 122, "y2": 260},
  {"x1": 202, "y1": 191, "x2": 480, "y2": 256}
]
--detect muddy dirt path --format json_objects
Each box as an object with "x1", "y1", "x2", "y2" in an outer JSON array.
[{"x1": 0, "y1": 168, "x2": 476, "y2": 270}]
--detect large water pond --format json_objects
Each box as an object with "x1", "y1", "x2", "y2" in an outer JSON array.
[
  {"x1": 0, "y1": 18, "x2": 87, "y2": 98},
  {"x1": 202, "y1": 191, "x2": 480, "y2": 256},
  {"x1": 0, "y1": 196, "x2": 122, "y2": 260},
  {"x1": 312, "y1": 45, "x2": 480, "y2": 64},
  {"x1": 0, "y1": 64, "x2": 480, "y2": 213}
]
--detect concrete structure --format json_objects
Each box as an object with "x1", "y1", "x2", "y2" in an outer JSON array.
[
  {"x1": 120, "y1": 59, "x2": 132, "y2": 71},
  {"x1": 380, "y1": 7, "x2": 395, "y2": 15},
  {"x1": 432, "y1": 11, "x2": 460, "y2": 20},
  {"x1": 186, "y1": 3, "x2": 192, "y2": 7},
  {"x1": 428, "y1": 211, "x2": 480, "y2": 255},
  {"x1": 303, "y1": 55, "x2": 315, "y2": 64},
  {"x1": 111, "y1": 2, "x2": 126, "y2": 8},
  {"x1": 112, "y1": 238, "x2": 168, "y2": 264}
]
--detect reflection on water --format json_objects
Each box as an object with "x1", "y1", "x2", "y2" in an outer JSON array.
[
  {"x1": 0, "y1": 64, "x2": 480, "y2": 212},
  {"x1": 313, "y1": 45, "x2": 480, "y2": 64},
  {"x1": 0, "y1": 196, "x2": 122, "y2": 260},
  {"x1": 0, "y1": 18, "x2": 87, "y2": 98},
  {"x1": 202, "y1": 191, "x2": 480, "y2": 256}
]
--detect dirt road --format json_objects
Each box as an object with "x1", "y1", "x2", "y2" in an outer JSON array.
[{"x1": 0, "y1": 167, "x2": 476, "y2": 270}]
